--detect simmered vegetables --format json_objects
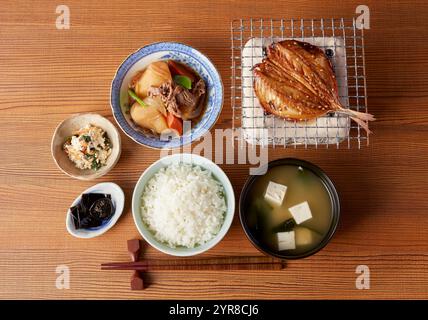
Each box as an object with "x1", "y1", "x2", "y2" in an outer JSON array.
[{"x1": 127, "y1": 60, "x2": 206, "y2": 137}]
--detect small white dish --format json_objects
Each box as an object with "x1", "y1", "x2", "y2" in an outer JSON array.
[
  {"x1": 132, "y1": 153, "x2": 235, "y2": 256},
  {"x1": 66, "y1": 182, "x2": 125, "y2": 239},
  {"x1": 51, "y1": 113, "x2": 122, "y2": 180}
]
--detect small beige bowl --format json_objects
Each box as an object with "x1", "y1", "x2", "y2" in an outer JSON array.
[{"x1": 51, "y1": 113, "x2": 121, "y2": 180}]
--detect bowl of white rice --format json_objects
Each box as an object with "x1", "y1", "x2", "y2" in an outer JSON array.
[{"x1": 132, "y1": 153, "x2": 235, "y2": 256}]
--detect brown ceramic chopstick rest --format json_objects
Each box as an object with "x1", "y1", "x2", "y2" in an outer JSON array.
[{"x1": 127, "y1": 239, "x2": 144, "y2": 290}]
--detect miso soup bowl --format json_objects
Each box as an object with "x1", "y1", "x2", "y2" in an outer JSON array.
[{"x1": 239, "y1": 158, "x2": 340, "y2": 260}]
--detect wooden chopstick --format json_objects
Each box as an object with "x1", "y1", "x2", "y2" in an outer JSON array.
[{"x1": 101, "y1": 256, "x2": 285, "y2": 271}]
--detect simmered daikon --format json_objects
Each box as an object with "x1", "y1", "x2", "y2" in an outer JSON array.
[
  {"x1": 133, "y1": 61, "x2": 172, "y2": 98},
  {"x1": 130, "y1": 102, "x2": 168, "y2": 135}
]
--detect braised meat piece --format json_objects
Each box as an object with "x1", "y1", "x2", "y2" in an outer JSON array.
[{"x1": 148, "y1": 79, "x2": 206, "y2": 121}]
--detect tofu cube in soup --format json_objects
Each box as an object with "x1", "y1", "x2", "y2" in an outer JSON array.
[
  {"x1": 288, "y1": 201, "x2": 312, "y2": 224},
  {"x1": 276, "y1": 231, "x2": 296, "y2": 251},
  {"x1": 264, "y1": 181, "x2": 287, "y2": 206},
  {"x1": 294, "y1": 226, "x2": 320, "y2": 247}
]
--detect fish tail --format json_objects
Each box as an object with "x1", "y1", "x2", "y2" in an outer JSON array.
[
  {"x1": 346, "y1": 109, "x2": 376, "y2": 122},
  {"x1": 337, "y1": 107, "x2": 375, "y2": 134},
  {"x1": 350, "y1": 116, "x2": 373, "y2": 135}
]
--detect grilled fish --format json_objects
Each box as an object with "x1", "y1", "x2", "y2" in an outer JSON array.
[{"x1": 253, "y1": 40, "x2": 374, "y2": 133}]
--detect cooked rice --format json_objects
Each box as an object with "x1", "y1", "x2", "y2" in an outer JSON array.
[{"x1": 140, "y1": 162, "x2": 226, "y2": 248}]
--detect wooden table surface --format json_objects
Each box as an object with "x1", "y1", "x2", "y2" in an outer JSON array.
[{"x1": 1, "y1": 0, "x2": 427, "y2": 300}]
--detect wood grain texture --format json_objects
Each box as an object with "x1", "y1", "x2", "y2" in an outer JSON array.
[{"x1": 0, "y1": 0, "x2": 428, "y2": 299}]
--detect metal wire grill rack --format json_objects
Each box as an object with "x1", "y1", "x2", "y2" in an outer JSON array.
[{"x1": 231, "y1": 18, "x2": 369, "y2": 148}]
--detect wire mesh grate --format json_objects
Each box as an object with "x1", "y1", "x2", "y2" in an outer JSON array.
[{"x1": 230, "y1": 18, "x2": 370, "y2": 149}]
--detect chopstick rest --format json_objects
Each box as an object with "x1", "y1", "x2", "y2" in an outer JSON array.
[
  {"x1": 127, "y1": 239, "x2": 141, "y2": 262},
  {"x1": 130, "y1": 270, "x2": 144, "y2": 290},
  {"x1": 127, "y1": 239, "x2": 144, "y2": 290}
]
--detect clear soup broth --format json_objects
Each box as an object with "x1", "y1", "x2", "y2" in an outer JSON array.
[{"x1": 245, "y1": 165, "x2": 333, "y2": 255}]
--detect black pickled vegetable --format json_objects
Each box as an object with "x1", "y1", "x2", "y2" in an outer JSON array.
[
  {"x1": 70, "y1": 193, "x2": 114, "y2": 229},
  {"x1": 90, "y1": 197, "x2": 113, "y2": 219}
]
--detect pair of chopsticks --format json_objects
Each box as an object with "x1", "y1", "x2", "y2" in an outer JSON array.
[
  {"x1": 102, "y1": 240, "x2": 285, "y2": 290},
  {"x1": 101, "y1": 256, "x2": 285, "y2": 271}
]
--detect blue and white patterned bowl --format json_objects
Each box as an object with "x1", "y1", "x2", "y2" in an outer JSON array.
[{"x1": 110, "y1": 42, "x2": 224, "y2": 149}]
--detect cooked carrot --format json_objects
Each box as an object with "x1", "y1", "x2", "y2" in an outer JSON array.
[
  {"x1": 166, "y1": 112, "x2": 183, "y2": 136},
  {"x1": 167, "y1": 60, "x2": 196, "y2": 83}
]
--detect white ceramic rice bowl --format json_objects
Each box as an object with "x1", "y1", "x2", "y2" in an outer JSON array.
[{"x1": 131, "y1": 153, "x2": 235, "y2": 256}]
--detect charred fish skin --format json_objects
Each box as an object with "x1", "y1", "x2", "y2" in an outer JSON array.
[
  {"x1": 253, "y1": 66, "x2": 325, "y2": 121},
  {"x1": 253, "y1": 40, "x2": 374, "y2": 131},
  {"x1": 253, "y1": 40, "x2": 339, "y2": 120},
  {"x1": 269, "y1": 40, "x2": 340, "y2": 104}
]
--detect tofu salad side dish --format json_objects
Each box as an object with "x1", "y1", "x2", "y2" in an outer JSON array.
[{"x1": 63, "y1": 124, "x2": 112, "y2": 170}]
